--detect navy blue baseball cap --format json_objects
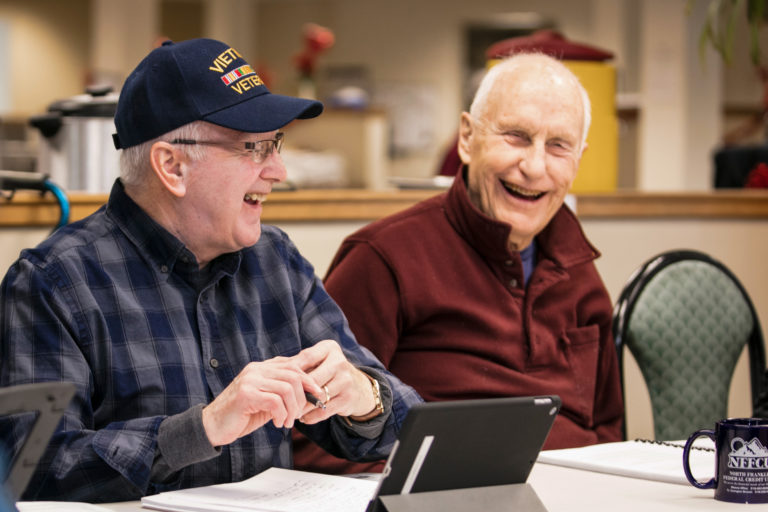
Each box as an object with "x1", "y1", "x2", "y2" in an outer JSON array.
[{"x1": 113, "y1": 38, "x2": 323, "y2": 149}]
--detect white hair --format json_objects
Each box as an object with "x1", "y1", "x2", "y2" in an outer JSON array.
[
  {"x1": 119, "y1": 121, "x2": 211, "y2": 187},
  {"x1": 469, "y1": 53, "x2": 592, "y2": 150}
]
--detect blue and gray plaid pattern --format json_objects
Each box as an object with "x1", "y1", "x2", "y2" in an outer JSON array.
[{"x1": 0, "y1": 181, "x2": 420, "y2": 502}]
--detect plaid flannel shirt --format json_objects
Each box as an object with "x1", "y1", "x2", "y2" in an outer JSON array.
[{"x1": 0, "y1": 180, "x2": 420, "y2": 502}]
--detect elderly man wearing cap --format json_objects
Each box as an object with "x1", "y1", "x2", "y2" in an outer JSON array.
[{"x1": 0, "y1": 38, "x2": 421, "y2": 502}]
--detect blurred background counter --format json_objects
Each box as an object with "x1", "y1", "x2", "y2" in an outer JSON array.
[
  {"x1": 0, "y1": 188, "x2": 438, "y2": 227},
  {"x1": 3, "y1": 188, "x2": 768, "y2": 228}
]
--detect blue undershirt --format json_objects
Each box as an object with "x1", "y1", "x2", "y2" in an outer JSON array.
[{"x1": 520, "y1": 240, "x2": 537, "y2": 286}]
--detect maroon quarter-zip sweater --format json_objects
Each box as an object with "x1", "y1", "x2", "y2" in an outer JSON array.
[{"x1": 293, "y1": 170, "x2": 623, "y2": 474}]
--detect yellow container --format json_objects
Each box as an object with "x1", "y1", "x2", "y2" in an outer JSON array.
[{"x1": 564, "y1": 60, "x2": 618, "y2": 193}]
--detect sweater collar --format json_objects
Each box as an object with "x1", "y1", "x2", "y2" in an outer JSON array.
[{"x1": 444, "y1": 167, "x2": 600, "y2": 268}]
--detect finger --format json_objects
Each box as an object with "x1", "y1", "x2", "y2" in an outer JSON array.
[
  {"x1": 317, "y1": 378, "x2": 344, "y2": 414},
  {"x1": 253, "y1": 378, "x2": 296, "y2": 428},
  {"x1": 253, "y1": 359, "x2": 324, "y2": 405},
  {"x1": 263, "y1": 392, "x2": 289, "y2": 429},
  {"x1": 240, "y1": 364, "x2": 310, "y2": 427},
  {"x1": 292, "y1": 339, "x2": 336, "y2": 373},
  {"x1": 276, "y1": 370, "x2": 329, "y2": 426},
  {"x1": 298, "y1": 394, "x2": 338, "y2": 424},
  {"x1": 311, "y1": 360, "x2": 359, "y2": 406},
  {"x1": 299, "y1": 407, "x2": 329, "y2": 424},
  {"x1": 302, "y1": 368, "x2": 324, "y2": 392},
  {"x1": 297, "y1": 342, "x2": 349, "y2": 389},
  {"x1": 323, "y1": 368, "x2": 377, "y2": 418}
]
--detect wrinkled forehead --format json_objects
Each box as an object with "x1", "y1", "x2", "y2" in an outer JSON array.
[
  {"x1": 485, "y1": 64, "x2": 585, "y2": 125},
  {"x1": 501, "y1": 62, "x2": 581, "y2": 103}
]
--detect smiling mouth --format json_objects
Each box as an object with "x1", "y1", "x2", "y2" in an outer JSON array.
[
  {"x1": 500, "y1": 180, "x2": 544, "y2": 201},
  {"x1": 244, "y1": 193, "x2": 266, "y2": 205}
]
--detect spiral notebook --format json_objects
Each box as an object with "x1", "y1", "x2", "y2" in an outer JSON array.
[{"x1": 536, "y1": 438, "x2": 716, "y2": 485}]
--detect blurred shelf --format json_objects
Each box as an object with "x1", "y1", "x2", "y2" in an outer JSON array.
[
  {"x1": 575, "y1": 190, "x2": 768, "y2": 219},
  {"x1": 0, "y1": 189, "x2": 441, "y2": 227},
  {"x1": 2, "y1": 188, "x2": 768, "y2": 228}
]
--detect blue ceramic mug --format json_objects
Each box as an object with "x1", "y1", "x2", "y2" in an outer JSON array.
[{"x1": 683, "y1": 418, "x2": 768, "y2": 504}]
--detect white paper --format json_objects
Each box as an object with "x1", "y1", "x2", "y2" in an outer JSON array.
[
  {"x1": 537, "y1": 439, "x2": 716, "y2": 485},
  {"x1": 140, "y1": 467, "x2": 377, "y2": 512}
]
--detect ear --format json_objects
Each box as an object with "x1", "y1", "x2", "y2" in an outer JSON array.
[
  {"x1": 579, "y1": 141, "x2": 588, "y2": 160},
  {"x1": 457, "y1": 112, "x2": 473, "y2": 165},
  {"x1": 149, "y1": 141, "x2": 187, "y2": 198},
  {"x1": 575, "y1": 140, "x2": 588, "y2": 170}
]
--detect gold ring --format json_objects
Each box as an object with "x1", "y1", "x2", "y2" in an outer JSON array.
[{"x1": 323, "y1": 385, "x2": 330, "y2": 403}]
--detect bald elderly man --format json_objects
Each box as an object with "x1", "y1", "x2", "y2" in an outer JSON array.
[{"x1": 294, "y1": 52, "x2": 623, "y2": 474}]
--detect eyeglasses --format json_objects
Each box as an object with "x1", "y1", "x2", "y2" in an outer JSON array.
[{"x1": 170, "y1": 132, "x2": 284, "y2": 164}]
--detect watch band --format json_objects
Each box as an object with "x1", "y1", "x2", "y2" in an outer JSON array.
[{"x1": 347, "y1": 372, "x2": 385, "y2": 423}]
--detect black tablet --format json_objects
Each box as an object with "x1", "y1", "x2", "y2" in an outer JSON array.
[
  {"x1": 0, "y1": 381, "x2": 75, "y2": 501},
  {"x1": 372, "y1": 395, "x2": 560, "y2": 499}
]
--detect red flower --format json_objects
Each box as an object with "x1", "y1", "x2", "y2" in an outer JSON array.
[
  {"x1": 304, "y1": 23, "x2": 335, "y2": 53},
  {"x1": 745, "y1": 162, "x2": 768, "y2": 188},
  {"x1": 293, "y1": 23, "x2": 334, "y2": 79}
]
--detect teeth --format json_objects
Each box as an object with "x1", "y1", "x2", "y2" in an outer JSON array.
[
  {"x1": 244, "y1": 193, "x2": 266, "y2": 203},
  {"x1": 502, "y1": 181, "x2": 543, "y2": 198}
]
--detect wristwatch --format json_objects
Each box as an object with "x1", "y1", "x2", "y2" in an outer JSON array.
[{"x1": 347, "y1": 372, "x2": 385, "y2": 423}]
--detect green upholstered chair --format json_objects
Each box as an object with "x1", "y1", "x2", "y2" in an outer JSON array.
[{"x1": 613, "y1": 250, "x2": 766, "y2": 441}]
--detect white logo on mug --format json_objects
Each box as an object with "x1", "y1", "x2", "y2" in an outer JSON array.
[{"x1": 728, "y1": 437, "x2": 768, "y2": 470}]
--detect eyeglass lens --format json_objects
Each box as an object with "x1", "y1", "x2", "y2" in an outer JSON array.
[{"x1": 245, "y1": 133, "x2": 283, "y2": 162}]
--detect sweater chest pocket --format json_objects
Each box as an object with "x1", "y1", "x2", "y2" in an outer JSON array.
[{"x1": 562, "y1": 325, "x2": 601, "y2": 413}]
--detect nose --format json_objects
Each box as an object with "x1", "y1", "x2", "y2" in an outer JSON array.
[
  {"x1": 519, "y1": 143, "x2": 546, "y2": 179},
  {"x1": 259, "y1": 151, "x2": 288, "y2": 183}
]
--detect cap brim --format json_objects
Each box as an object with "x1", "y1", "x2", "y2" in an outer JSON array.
[{"x1": 203, "y1": 93, "x2": 323, "y2": 133}]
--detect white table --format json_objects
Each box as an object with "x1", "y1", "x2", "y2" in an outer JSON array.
[
  {"x1": 26, "y1": 463, "x2": 766, "y2": 511},
  {"x1": 528, "y1": 463, "x2": 766, "y2": 510}
]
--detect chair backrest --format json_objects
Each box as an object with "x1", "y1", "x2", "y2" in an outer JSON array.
[{"x1": 613, "y1": 250, "x2": 766, "y2": 440}]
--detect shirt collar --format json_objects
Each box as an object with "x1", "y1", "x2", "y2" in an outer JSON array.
[
  {"x1": 105, "y1": 180, "x2": 241, "y2": 278},
  {"x1": 444, "y1": 167, "x2": 599, "y2": 268}
]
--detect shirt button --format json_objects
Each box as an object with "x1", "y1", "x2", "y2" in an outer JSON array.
[
  {"x1": 210, "y1": 358, "x2": 219, "y2": 368},
  {"x1": 509, "y1": 278, "x2": 518, "y2": 288},
  {"x1": 160, "y1": 265, "x2": 169, "y2": 273},
  {"x1": 505, "y1": 259, "x2": 514, "y2": 266}
]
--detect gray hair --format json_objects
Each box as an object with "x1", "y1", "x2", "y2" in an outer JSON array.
[
  {"x1": 468, "y1": 53, "x2": 592, "y2": 150},
  {"x1": 119, "y1": 121, "x2": 211, "y2": 187}
]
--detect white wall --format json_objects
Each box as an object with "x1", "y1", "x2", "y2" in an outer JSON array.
[
  {"x1": 0, "y1": 21, "x2": 10, "y2": 113},
  {"x1": 5, "y1": 0, "x2": 761, "y2": 191},
  {"x1": 0, "y1": 227, "x2": 49, "y2": 274},
  {"x1": 0, "y1": 0, "x2": 90, "y2": 117},
  {"x1": 255, "y1": 0, "x2": 600, "y2": 180}
]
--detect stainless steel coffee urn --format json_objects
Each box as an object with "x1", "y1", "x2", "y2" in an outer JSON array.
[{"x1": 29, "y1": 85, "x2": 120, "y2": 193}]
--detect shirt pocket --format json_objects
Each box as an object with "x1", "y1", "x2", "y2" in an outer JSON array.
[{"x1": 562, "y1": 324, "x2": 601, "y2": 420}]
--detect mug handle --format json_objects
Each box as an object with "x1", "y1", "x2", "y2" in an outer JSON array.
[{"x1": 683, "y1": 429, "x2": 716, "y2": 489}]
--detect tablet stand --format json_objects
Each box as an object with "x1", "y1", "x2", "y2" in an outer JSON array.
[
  {"x1": 368, "y1": 483, "x2": 549, "y2": 512},
  {"x1": 0, "y1": 382, "x2": 75, "y2": 501}
]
